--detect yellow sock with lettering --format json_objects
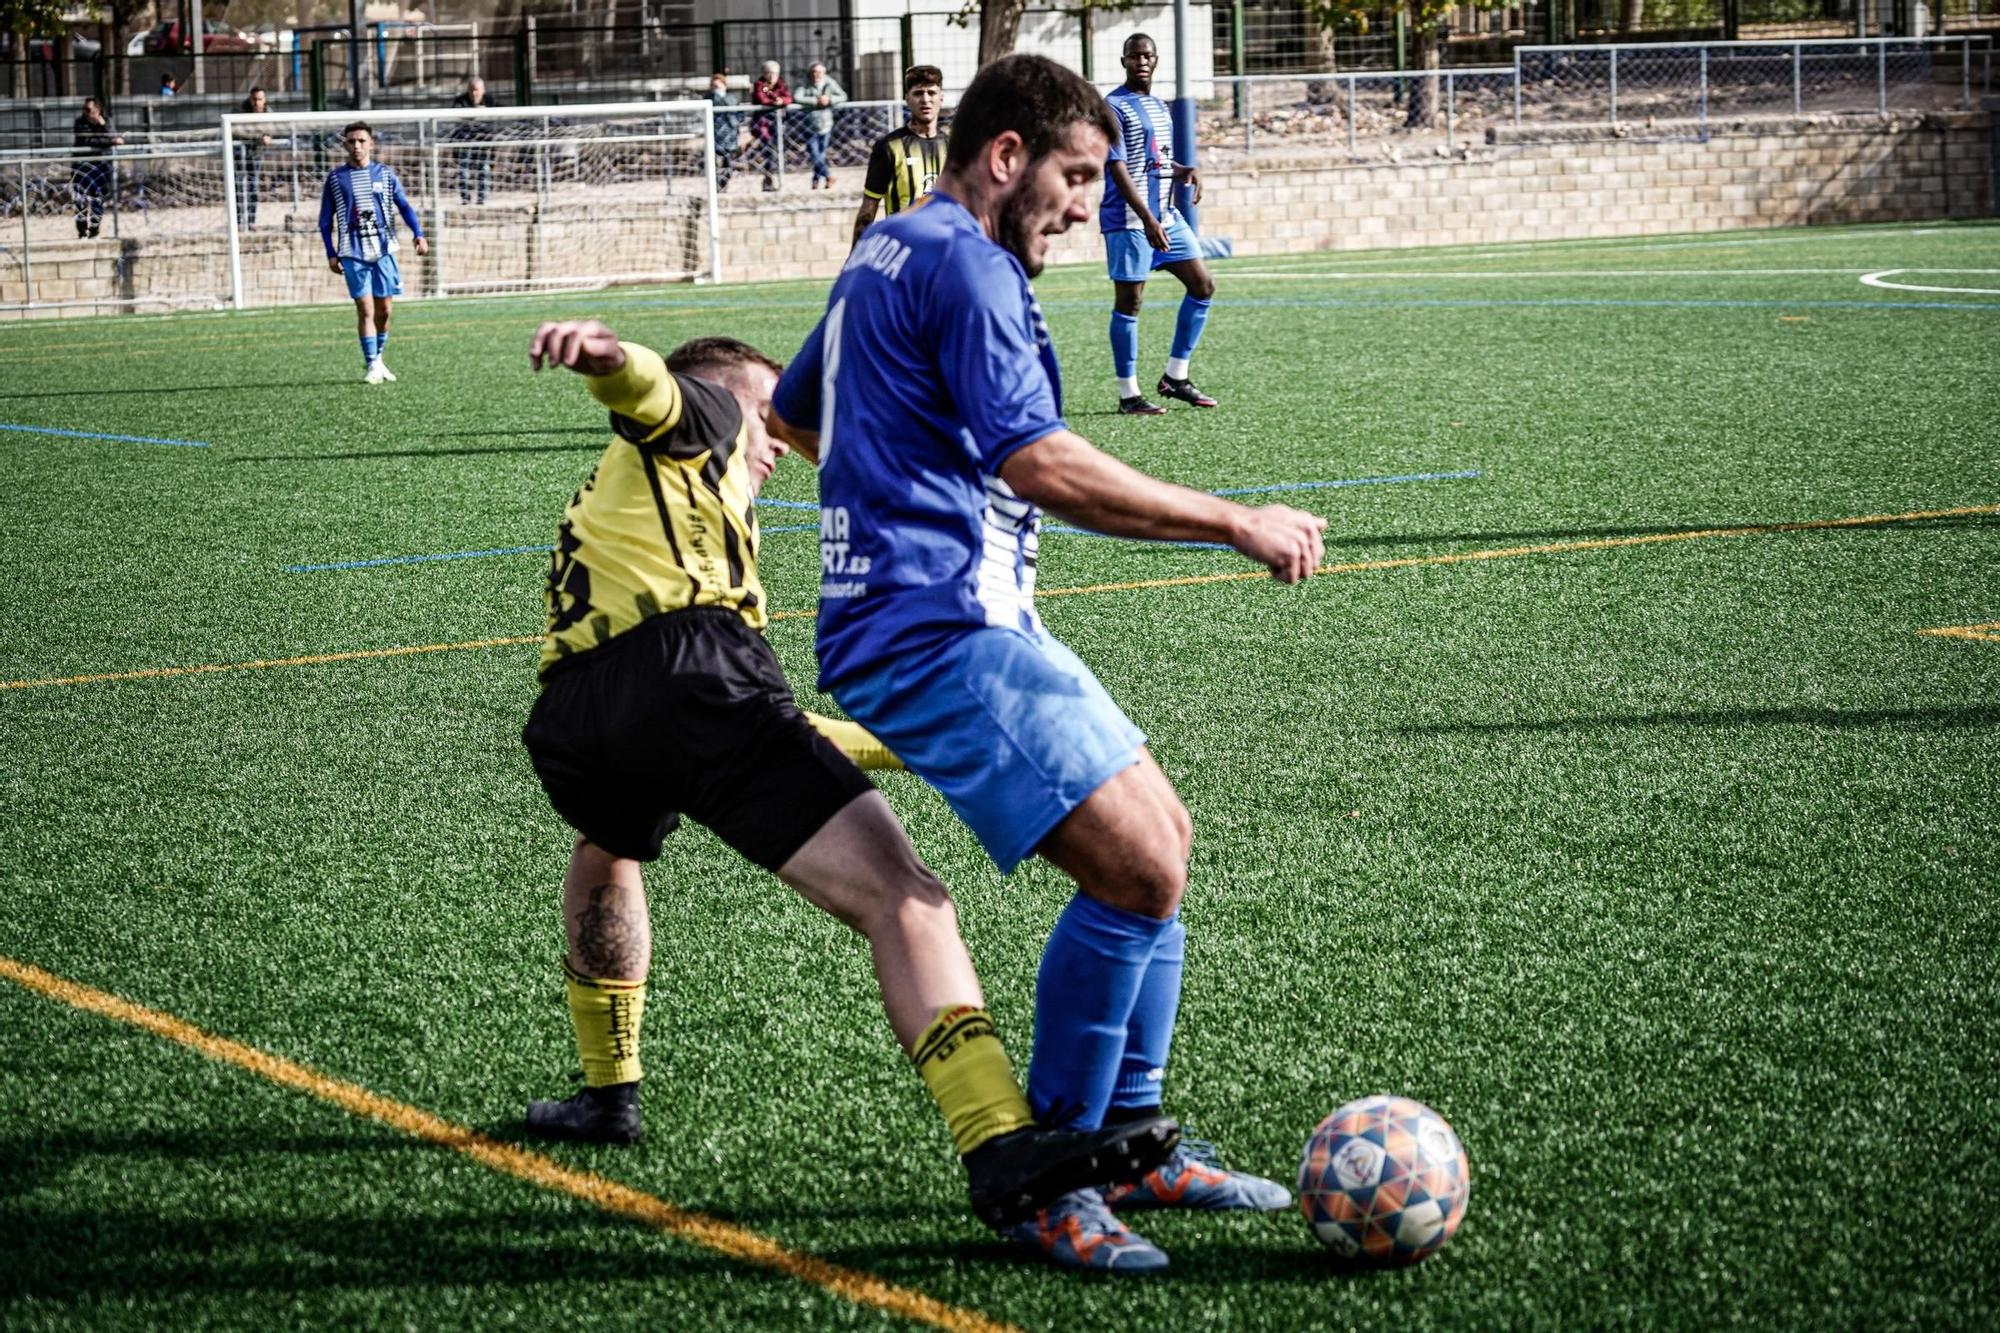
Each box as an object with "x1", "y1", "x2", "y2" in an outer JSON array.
[
  {"x1": 564, "y1": 960, "x2": 646, "y2": 1087},
  {"x1": 911, "y1": 1006, "x2": 1035, "y2": 1156}
]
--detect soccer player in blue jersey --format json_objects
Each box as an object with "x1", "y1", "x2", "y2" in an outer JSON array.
[
  {"x1": 1103, "y1": 34, "x2": 1218, "y2": 415},
  {"x1": 320, "y1": 123, "x2": 428, "y2": 385},
  {"x1": 769, "y1": 53, "x2": 1327, "y2": 1273}
]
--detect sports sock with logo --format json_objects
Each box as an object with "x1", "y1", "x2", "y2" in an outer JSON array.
[
  {"x1": 1169, "y1": 296, "x2": 1211, "y2": 374},
  {"x1": 911, "y1": 1005, "x2": 1035, "y2": 1155},
  {"x1": 359, "y1": 333, "x2": 380, "y2": 366},
  {"x1": 564, "y1": 959, "x2": 645, "y2": 1087},
  {"x1": 1027, "y1": 893, "x2": 1177, "y2": 1130},
  {"x1": 1109, "y1": 913, "x2": 1183, "y2": 1114},
  {"x1": 1110, "y1": 310, "x2": 1140, "y2": 385}
]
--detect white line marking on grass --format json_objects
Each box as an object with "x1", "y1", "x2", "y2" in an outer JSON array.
[
  {"x1": 1228, "y1": 268, "x2": 1864, "y2": 280},
  {"x1": 1858, "y1": 269, "x2": 2000, "y2": 295}
]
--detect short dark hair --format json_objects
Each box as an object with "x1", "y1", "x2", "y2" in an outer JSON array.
[
  {"x1": 1124, "y1": 32, "x2": 1156, "y2": 53},
  {"x1": 903, "y1": 64, "x2": 943, "y2": 94},
  {"x1": 343, "y1": 121, "x2": 372, "y2": 139},
  {"x1": 943, "y1": 54, "x2": 1116, "y2": 173},
  {"x1": 667, "y1": 336, "x2": 781, "y2": 380}
]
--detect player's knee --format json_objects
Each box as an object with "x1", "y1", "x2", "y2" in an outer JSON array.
[{"x1": 1187, "y1": 272, "x2": 1216, "y2": 302}]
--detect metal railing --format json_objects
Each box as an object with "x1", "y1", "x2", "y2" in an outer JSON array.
[{"x1": 1201, "y1": 34, "x2": 1992, "y2": 163}]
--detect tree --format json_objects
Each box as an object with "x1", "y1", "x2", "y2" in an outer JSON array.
[
  {"x1": 1307, "y1": 0, "x2": 1508, "y2": 127},
  {"x1": 2, "y1": 0, "x2": 64, "y2": 97},
  {"x1": 968, "y1": 0, "x2": 1138, "y2": 68}
]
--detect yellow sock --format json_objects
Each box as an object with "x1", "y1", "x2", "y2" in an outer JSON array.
[
  {"x1": 911, "y1": 1006, "x2": 1035, "y2": 1156},
  {"x1": 564, "y1": 960, "x2": 646, "y2": 1087},
  {"x1": 804, "y1": 710, "x2": 906, "y2": 771}
]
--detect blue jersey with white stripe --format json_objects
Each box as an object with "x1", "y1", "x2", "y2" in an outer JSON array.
[
  {"x1": 1100, "y1": 85, "x2": 1175, "y2": 233},
  {"x1": 319, "y1": 162, "x2": 422, "y2": 262},
  {"x1": 770, "y1": 191, "x2": 1067, "y2": 691}
]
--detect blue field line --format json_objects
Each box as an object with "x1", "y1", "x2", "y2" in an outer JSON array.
[
  {"x1": 287, "y1": 544, "x2": 549, "y2": 573},
  {"x1": 1056, "y1": 295, "x2": 2000, "y2": 315},
  {"x1": 287, "y1": 471, "x2": 1474, "y2": 571},
  {"x1": 0, "y1": 422, "x2": 211, "y2": 448},
  {"x1": 1212, "y1": 469, "x2": 1479, "y2": 496}
]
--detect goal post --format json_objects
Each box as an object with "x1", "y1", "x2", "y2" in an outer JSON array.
[{"x1": 220, "y1": 99, "x2": 720, "y2": 310}]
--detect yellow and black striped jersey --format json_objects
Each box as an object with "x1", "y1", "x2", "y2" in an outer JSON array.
[
  {"x1": 863, "y1": 126, "x2": 947, "y2": 216},
  {"x1": 539, "y1": 342, "x2": 765, "y2": 678}
]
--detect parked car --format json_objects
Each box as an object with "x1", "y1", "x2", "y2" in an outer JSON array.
[
  {"x1": 2, "y1": 32, "x2": 103, "y2": 61},
  {"x1": 138, "y1": 20, "x2": 258, "y2": 55}
]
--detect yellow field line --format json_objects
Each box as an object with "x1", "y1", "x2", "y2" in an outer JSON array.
[
  {"x1": 2, "y1": 503, "x2": 1991, "y2": 693},
  {"x1": 1918, "y1": 621, "x2": 2000, "y2": 642},
  {"x1": 0, "y1": 953, "x2": 1019, "y2": 1333}
]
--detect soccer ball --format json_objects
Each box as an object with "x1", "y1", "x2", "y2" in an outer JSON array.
[{"x1": 1298, "y1": 1095, "x2": 1470, "y2": 1265}]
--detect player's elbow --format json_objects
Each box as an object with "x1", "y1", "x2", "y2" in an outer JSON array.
[{"x1": 997, "y1": 431, "x2": 1089, "y2": 512}]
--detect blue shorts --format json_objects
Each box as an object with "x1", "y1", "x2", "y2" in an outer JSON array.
[
  {"x1": 1104, "y1": 211, "x2": 1200, "y2": 283},
  {"x1": 341, "y1": 253, "x2": 402, "y2": 300},
  {"x1": 832, "y1": 627, "x2": 1146, "y2": 874}
]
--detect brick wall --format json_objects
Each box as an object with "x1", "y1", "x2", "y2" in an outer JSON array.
[{"x1": 2, "y1": 111, "x2": 1990, "y2": 316}]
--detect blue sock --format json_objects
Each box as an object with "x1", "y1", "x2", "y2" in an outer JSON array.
[
  {"x1": 1028, "y1": 894, "x2": 1176, "y2": 1130},
  {"x1": 1170, "y1": 296, "x2": 1211, "y2": 364},
  {"x1": 376, "y1": 327, "x2": 388, "y2": 358},
  {"x1": 359, "y1": 333, "x2": 379, "y2": 366},
  {"x1": 1110, "y1": 915, "x2": 1184, "y2": 1112},
  {"x1": 1109, "y1": 310, "x2": 1139, "y2": 381}
]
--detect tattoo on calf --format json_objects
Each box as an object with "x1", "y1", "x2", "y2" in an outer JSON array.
[{"x1": 574, "y1": 883, "x2": 647, "y2": 979}]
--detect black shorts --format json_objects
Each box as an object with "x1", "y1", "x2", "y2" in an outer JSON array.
[{"x1": 522, "y1": 607, "x2": 874, "y2": 869}]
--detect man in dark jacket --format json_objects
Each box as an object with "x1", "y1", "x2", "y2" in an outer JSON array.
[
  {"x1": 449, "y1": 76, "x2": 502, "y2": 205},
  {"x1": 72, "y1": 98, "x2": 122, "y2": 239}
]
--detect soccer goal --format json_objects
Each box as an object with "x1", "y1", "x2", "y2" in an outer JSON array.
[{"x1": 220, "y1": 100, "x2": 720, "y2": 309}]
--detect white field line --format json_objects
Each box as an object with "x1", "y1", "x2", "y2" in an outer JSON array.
[
  {"x1": 1219, "y1": 224, "x2": 1991, "y2": 270},
  {"x1": 1857, "y1": 268, "x2": 2000, "y2": 295},
  {"x1": 1226, "y1": 268, "x2": 1867, "y2": 279}
]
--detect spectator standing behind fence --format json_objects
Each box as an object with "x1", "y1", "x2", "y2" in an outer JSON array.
[
  {"x1": 749, "y1": 61, "x2": 792, "y2": 192},
  {"x1": 71, "y1": 98, "x2": 122, "y2": 239},
  {"x1": 159, "y1": 74, "x2": 178, "y2": 97},
  {"x1": 449, "y1": 76, "x2": 502, "y2": 206},
  {"x1": 234, "y1": 88, "x2": 272, "y2": 228},
  {"x1": 707, "y1": 72, "x2": 739, "y2": 191},
  {"x1": 850, "y1": 64, "x2": 945, "y2": 250},
  {"x1": 797, "y1": 61, "x2": 846, "y2": 190}
]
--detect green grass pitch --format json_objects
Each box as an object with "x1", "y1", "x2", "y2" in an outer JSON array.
[{"x1": 2, "y1": 220, "x2": 1997, "y2": 1330}]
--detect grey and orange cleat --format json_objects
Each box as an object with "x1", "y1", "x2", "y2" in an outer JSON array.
[
  {"x1": 1005, "y1": 1189, "x2": 1170, "y2": 1272},
  {"x1": 1102, "y1": 1136, "x2": 1293, "y2": 1211},
  {"x1": 965, "y1": 1114, "x2": 1179, "y2": 1229}
]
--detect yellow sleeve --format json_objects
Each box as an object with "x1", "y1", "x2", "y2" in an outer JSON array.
[
  {"x1": 805, "y1": 711, "x2": 905, "y2": 771},
  {"x1": 587, "y1": 341, "x2": 683, "y2": 441}
]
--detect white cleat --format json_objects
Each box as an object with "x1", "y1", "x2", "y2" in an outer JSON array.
[
  {"x1": 376, "y1": 360, "x2": 397, "y2": 382},
  {"x1": 364, "y1": 359, "x2": 389, "y2": 384}
]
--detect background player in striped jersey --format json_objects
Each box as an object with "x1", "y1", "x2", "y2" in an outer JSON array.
[
  {"x1": 319, "y1": 123, "x2": 427, "y2": 385},
  {"x1": 851, "y1": 65, "x2": 947, "y2": 250},
  {"x1": 518, "y1": 320, "x2": 1176, "y2": 1232},
  {"x1": 1102, "y1": 34, "x2": 1218, "y2": 416}
]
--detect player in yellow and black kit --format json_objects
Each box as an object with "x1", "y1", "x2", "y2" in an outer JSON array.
[
  {"x1": 850, "y1": 64, "x2": 947, "y2": 250},
  {"x1": 518, "y1": 320, "x2": 1176, "y2": 1232}
]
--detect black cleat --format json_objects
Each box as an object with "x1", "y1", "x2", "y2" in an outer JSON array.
[
  {"x1": 525, "y1": 1079, "x2": 642, "y2": 1145},
  {"x1": 964, "y1": 1115, "x2": 1180, "y2": 1229},
  {"x1": 1156, "y1": 376, "x2": 1217, "y2": 408},
  {"x1": 1118, "y1": 395, "x2": 1168, "y2": 416}
]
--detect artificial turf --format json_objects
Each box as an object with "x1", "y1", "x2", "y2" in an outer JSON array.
[{"x1": 1, "y1": 220, "x2": 1996, "y2": 1330}]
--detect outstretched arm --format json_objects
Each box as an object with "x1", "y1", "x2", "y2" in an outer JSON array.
[{"x1": 999, "y1": 429, "x2": 1325, "y2": 583}]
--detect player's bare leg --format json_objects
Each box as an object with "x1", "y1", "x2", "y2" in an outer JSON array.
[
  {"x1": 526, "y1": 838, "x2": 649, "y2": 1143},
  {"x1": 778, "y1": 791, "x2": 1179, "y2": 1226},
  {"x1": 1155, "y1": 257, "x2": 1217, "y2": 407}
]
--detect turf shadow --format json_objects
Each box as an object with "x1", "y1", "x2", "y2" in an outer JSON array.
[
  {"x1": 0, "y1": 1203, "x2": 746, "y2": 1301},
  {"x1": 1393, "y1": 703, "x2": 2000, "y2": 736}
]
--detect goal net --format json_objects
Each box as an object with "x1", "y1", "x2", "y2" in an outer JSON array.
[{"x1": 221, "y1": 101, "x2": 718, "y2": 309}]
